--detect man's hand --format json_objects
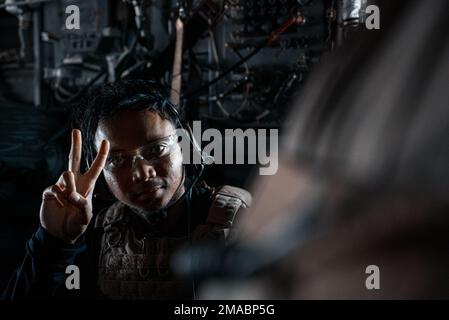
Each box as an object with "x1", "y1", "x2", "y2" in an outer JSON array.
[{"x1": 40, "y1": 129, "x2": 110, "y2": 244}]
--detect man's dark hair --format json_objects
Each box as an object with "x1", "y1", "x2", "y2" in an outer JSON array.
[{"x1": 72, "y1": 79, "x2": 180, "y2": 167}]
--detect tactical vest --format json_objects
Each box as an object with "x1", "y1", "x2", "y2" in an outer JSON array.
[{"x1": 94, "y1": 185, "x2": 251, "y2": 300}]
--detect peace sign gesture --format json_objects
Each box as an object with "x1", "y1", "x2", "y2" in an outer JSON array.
[{"x1": 40, "y1": 129, "x2": 110, "y2": 243}]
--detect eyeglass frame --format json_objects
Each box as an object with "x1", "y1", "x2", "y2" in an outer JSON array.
[{"x1": 104, "y1": 133, "x2": 179, "y2": 172}]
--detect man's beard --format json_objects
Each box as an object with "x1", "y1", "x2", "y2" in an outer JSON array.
[{"x1": 131, "y1": 167, "x2": 186, "y2": 221}]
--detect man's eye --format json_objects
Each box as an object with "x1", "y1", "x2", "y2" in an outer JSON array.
[
  {"x1": 107, "y1": 155, "x2": 125, "y2": 168},
  {"x1": 148, "y1": 144, "x2": 167, "y2": 155}
]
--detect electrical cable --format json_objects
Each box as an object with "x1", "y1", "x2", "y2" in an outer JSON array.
[
  {"x1": 183, "y1": 12, "x2": 304, "y2": 99},
  {"x1": 54, "y1": 70, "x2": 106, "y2": 104},
  {"x1": 0, "y1": 0, "x2": 51, "y2": 9}
]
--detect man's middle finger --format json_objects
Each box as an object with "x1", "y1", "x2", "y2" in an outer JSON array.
[{"x1": 68, "y1": 129, "x2": 82, "y2": 173}]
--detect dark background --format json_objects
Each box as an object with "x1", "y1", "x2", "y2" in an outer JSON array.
[{"x1": 0, "y1": 0, "x2": 366, "y2": 290}]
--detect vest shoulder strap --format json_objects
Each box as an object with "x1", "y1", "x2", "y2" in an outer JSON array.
[
  {"x1": 94, "y1": 201, "x2": 126, "y2": 229},
  {"x1": 206, "y1": 185, "x2": 252, "y2": 227}
]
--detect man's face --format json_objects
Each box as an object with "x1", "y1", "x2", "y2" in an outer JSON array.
[{"x1": 94, "y1": 109, "x2": 184, "y2": 212}]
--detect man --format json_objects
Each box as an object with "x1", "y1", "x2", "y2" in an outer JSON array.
[{"x1": 2, "y1": 80, "x2": 251, "y2": 300}]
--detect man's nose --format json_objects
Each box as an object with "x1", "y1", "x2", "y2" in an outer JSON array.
[{"x1": 132, "y1": 157, "x2": 156, "y2": 183}]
